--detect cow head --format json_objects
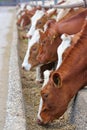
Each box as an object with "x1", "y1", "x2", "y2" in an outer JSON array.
[
  {"x1": 36, "y1": 8, "x2": 57, "y2": 30},
  {"x1": 17, "y1": 9, "x2": 31, "y2": 28},
  {"x1": 36, "y1": 14, "x2": 48, "y2": 30},
  {"x1": 26, "y1": 10, "x2": 45, "y2": 38},
  {"x1": 28, "y1": 42, "x2": 40, "y2": 68},
  {"x1": 37, "y1": 71, "x2": 70, "y2": 125},
  {"x1": 37, "y1": 21, "x2": 61, "y2": 64},
  {"x1": 22, "y1": 29, "x2": 41, "y2": 70}
]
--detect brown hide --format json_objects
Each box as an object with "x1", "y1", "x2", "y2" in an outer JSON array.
[
  {"x1": 36, "y1": 15, "x2": 49, "y2": 30},
  {"x1": 57, "y1": 9, "x2": 87, "y2": 34},
  {"x1": 37, "y1": 20, "x2": 87, "y2": 125},
  {"x1": 37, "y1": 8, "x2": 87, "y2": 64},
  {"x1": 37, "y1": 30, "x2": 61, "y2": 63},
  {"x1": 28, "y1": 19, "x2": 58, "y2": 68}
]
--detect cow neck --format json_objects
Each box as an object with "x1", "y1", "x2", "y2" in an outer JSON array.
[
  {"x1": 56, "y1": 9, "x2": 87, "y2": 35},
  {"x1": 57, "y1": 22, "x2": 87, "y2": 97}
]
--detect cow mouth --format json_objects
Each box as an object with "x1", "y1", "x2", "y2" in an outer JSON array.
[{"x1": 37, "y1": 118, "x2": 53, "y2": 126}]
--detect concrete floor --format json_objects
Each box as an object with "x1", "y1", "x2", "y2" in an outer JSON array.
[{"x1": 0, "y1": 7, "x2": 16, "y2": 130}]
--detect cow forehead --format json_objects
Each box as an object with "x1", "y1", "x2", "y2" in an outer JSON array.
[
  {"x1": 20, "y1": 19, "x2": 24, "y2": 27},
  {"x1": 31, "y1": 10, "x2": 45, "y2": 26},
  {"x1": 29, "y1": 29, "x2": 40, "y2": 49},
  {"x1": 27, "y1": 29, "x2": 40, "y2": 58},
  {"x1": 27, "y1": 10, "x2": 45, "y2": 36}
]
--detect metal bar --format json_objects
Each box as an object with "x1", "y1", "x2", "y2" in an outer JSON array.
[
  {"x1": 83, "y1": 0, "x2": 87, "y2": 7},
  {"x1": 33, "y1": 2, "x2": 85, "y2": 8},
  {"x1": 54, "y1": 0, "x2": 58, "y2": 5},
  {"x1": 42, "y1": 0, "x2": 45, "y2": 5},
  {"x1": 36, "y1": 0, "x2": 38, "y2": 6},
  {"x1": 16, "y1": 0, "x2": 86, "y2": 9}
]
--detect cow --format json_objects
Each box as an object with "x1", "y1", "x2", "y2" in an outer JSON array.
[
  {"x1": 37, "y1": 8, "x2": 87, "y2": 64},
  {"x1": 37, "y1": 19, "x2": 87, "y2": 125},
  {"x1": 16, "y1": 6, "x2": 42, "y2": 29},
  {"x1": 22, "y1": 28, "x2": 56, "y2": 82}
]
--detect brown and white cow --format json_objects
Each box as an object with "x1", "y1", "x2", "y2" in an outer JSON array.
[
  {"x1": 37, "y1": 19, "x2": 87, "y2": 125},
  {"x1": 16, "y1": 6, "x2": 42, "y2": 29},
  {"x1": 37, "y1": 8, "x2": 87, "y2": 64}
]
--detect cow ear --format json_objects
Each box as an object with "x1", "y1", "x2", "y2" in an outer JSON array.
[{"x1": 52, "y1": 73, "x2": 62, "y2": 88}]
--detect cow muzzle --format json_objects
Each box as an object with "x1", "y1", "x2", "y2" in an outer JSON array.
[
  {"x1": 22, "y1": 63, "x2": 31, "y2": 71},
  {"x1": 37, "y1": 118, "x2": 49, "y2": 126}
]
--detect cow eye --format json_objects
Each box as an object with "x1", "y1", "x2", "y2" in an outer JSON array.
[
  {"x1": 43, "y1": 93, "x2": 48, "y2": 99},
  {"x1": 38, "y1": 21, "x2": 42, "y2": 24},
  {"x1": 43, "y1": 40, "x2": 46, "y2": 44},
  {"x1": 32, "y1": 47, "x2": 37, "y2": 51},
  {"x1": 42, "y1": 108, "x2": 47, "y2": 112}
]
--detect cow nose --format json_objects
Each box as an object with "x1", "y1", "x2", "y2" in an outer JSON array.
[
  {"x1": 26, "y1": 34, "x2": 32, "y2": 39},
  {"x1": 29, "y1": 35, "x2": 32, "y2": 39},
  {"x1": 22, "y1": 34, "x2": 28, "y2": 39},
  {"x1": 37, "y1": 119, "x2": 43, "y2": 125},
  {"x1": 22, "y1": 63, "x2": 31, "y2": 71},
  {"x1": 22, "y1": 66, "x2": 25, "y2": 70},
  {"x1": 22, "y1": 66, "x2": 28, "y2": 71}
]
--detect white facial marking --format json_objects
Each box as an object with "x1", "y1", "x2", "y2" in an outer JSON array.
[
  {"x1": 37, "y1": 70, "x2": 51, "y2": 121},
  {"x1": 22, "y1": 29, "x2": 40, "y2": 70},
  {"x1": 47, "y1": 8, "x2": 56, "y2": 14},
  {"x1": 56, "y1": 34, "x2": 72, "y2": 69},
  {"x1": 27, "y1": 10, "x2": 45, "y2": 37},
  {"x1": 20, "y1": 19, "x2": 24, "y2": 27},
  {"x1": 22, "y1": 47, "x2": 31, "y2": 70},
  {"x1": 44, "y1": 23, "x2": 48, "y2": 32},
  {"x1": 37, "y1": 98, "x2": 43, "y2": 122}
]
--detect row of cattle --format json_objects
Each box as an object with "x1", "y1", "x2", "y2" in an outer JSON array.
[{"x1": 16, "y1": 0, "x2": 87, "y2": 126}]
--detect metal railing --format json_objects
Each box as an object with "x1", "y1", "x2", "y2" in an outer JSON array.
[{"x1": 0, "y1": 0, "x2": 58, "y2": 6}]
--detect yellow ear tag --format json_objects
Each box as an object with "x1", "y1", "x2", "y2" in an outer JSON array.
[{"x1": 53, "y1": 35, "x2": 56, "y2": 39}]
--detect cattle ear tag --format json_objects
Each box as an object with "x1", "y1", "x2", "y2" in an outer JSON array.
[
  {"x1": 52, "y1": 73, "x2": 61, "y2": 88},
  {"x1": 53, "y1": 35, "x2": 56, "y2": 39}
]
